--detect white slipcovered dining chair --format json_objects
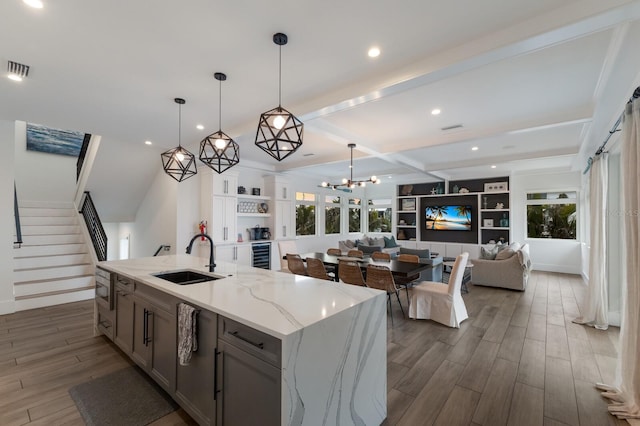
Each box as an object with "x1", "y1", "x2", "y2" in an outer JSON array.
[{"x1": 409, "y1": 252, "x2": 469, "y2": 328}]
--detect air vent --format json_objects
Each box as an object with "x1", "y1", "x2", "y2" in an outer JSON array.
[
  {"x1": 303, "y1": 153, "x2": 315, "y2": 157},
  {"x1": 7, "y1": 60, "x2": 30, "y2": 80},
  {"x1": 441, "y1": 124, "x2": 463, "y2": 131}
]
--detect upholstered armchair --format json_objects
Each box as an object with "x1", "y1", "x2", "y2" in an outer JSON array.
[{"x1": 472, "y1": 243, "x2": 531, "y2": 291}]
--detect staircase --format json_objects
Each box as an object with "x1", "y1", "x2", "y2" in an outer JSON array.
[{"x1": 13, "y1": 201, "x2": 94, "y2": 311}]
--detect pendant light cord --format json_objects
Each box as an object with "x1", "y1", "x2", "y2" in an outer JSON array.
[
  {"x1": 350, "y1": 145, "x2": 354, "y2": 184},
  {"x1": 178, "y1": 103, "x2": 182, "y2": 148},
  {"x1": 278, "y1": 43, "x2": 282, "y2": 108},
  {"x1": 219, "y1": 78, "x2": 222, "y2": 132}
]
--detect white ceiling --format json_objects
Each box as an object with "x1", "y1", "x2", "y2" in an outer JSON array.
[{"x1": 2, "y1": 0, "x2": 640, "y2": 220}]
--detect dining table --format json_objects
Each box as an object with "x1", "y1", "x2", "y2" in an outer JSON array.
[{"x1": 298, "y1": 252, "x2": 435, "y2": 282}]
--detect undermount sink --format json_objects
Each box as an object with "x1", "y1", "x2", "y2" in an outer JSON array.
[{"x1": 152, "y1": 270, "x2": 222, "y2": 285}]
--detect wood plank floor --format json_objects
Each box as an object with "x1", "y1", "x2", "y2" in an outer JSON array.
[{"x1": 0, "y1": 271, "x2": 626, "y2": 426}]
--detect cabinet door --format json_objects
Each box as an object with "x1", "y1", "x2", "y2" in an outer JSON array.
[
  {"x1": 149, "y1": 306, "x2": 176, "y2": 392},
  {"x1": 223, "y1": 197, "x2": 237, "y2": 242},
  {"x1": 114, "y1": 288, "x2": 134, "y2": 354},
  {"x1": 274, "y1": 201, "x2": 293, "y2": 239},
  {"x1": 131, "y1": 299, "x2": 151, "y2": 370},
  {"x1": 217, "y1": 340, "x2": 281, "y2": 426},
  {"x1": 275, "y1": 180, "x2": 291, "y2": 201},
  {"x1": 175, "y1": 309, "x2": 218, "y2": 426},
  {"x1": 216, "y1": 245, "x2": 236, "y2": 263},
  {"x1": 212, "y1": 196, "x2": 237, "y2": 243},
  {"x1": 237, "y1": 244, "x2": 252, "y2": 266},
  {"x1": 131, "y1": 298, "x2": 177, "y2": 393},
  {"x1": 212, "y1": 175, "x2": 238, "y2": 196}
]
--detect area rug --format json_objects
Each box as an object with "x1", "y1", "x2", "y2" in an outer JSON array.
[{"x1": 69, "y1": 366, "x2": 178, "y2": 426}]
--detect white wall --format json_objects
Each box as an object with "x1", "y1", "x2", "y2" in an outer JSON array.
[
  {"x1": 0, "y1": 121, "x2": 16, "y2": 314},
  {"x1": 511, "y1": 170, "x2": 582, "y2": 274},
  {"x1": 128, "y1": 170, "x2": 178, "y2": 259},
  {"x1": 14, "y1": 121, "x2": 77, "y2": 202}
]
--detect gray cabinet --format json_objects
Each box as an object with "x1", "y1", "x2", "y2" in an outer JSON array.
[
  {"x1": 175, "y1": 308, "x2": 218, "y2": 426},
  {"x1": 217, "y1": 316, "x2": 281, "y2": 426},
  {"x1": 131, "y1": 282, "x2": 177, "y2": 393},
  {"x1": 114, "y1": 275, "x2": 134, "y2": 353}
]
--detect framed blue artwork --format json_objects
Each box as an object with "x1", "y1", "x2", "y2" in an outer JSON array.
[{"x1": 26, "y1": 122, "x2": 87, "y2": 157}]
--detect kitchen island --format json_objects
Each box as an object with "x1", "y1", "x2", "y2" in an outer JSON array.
[{"x1": 95, "y1": 255, "x2": 387, "y2": 426}]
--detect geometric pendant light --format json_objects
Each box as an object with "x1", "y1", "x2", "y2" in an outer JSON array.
[
  {"x1": 199, "y1": 72, "x2": 240, "y2": 174},
  {"x1": 161, "y1": 98, "x2": 198, "y2": 182},
  {"x1": 255, "y1": 32, "x2": 304, "y2": 161}
]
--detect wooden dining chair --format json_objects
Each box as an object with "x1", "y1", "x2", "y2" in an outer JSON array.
[
  {"x1": 347, "y1": 249, "x2": 364, "y2": 258},
  {"x1": 286, "y1": 253, "x2": 307, "y2": 276},
  {"x1": 324, "y1": 248, "x2": 342, "y2": 275},
  {"x1": 371, "y1": 251, "x2": 391, "y2": 261},
  {"x1": 394, "y1": 253, "x2": 421, "y2": 302},
  {"x1": 338, "y1": 260, "x2": 366, "y2": 287},
  {"x1": 306, "y1": 257, "x2": 332, "y2": 281},
  {"x1": 365, "y1": 264, "x2": 405, "y2": 325}
]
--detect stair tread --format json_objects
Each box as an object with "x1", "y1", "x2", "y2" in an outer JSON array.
[
  {"x1": 14, "y1": 274, "x2": 94, "y2": 286},
  {"x1": 14, "y1": 263, "x2": 92, "y2": 272},
  {"x1": 15, "y1": 285, "x2": 95, "y2": 300},
  {"x1": 13, "y1": 252, "x2": 89, "y2": 260}
]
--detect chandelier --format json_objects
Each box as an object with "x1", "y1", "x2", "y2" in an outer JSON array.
[{"x1": 321, "y1": 143, "x2": 381, "y2": 190}]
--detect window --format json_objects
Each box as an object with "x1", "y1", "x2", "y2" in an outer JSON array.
[
  {"x1": 368, "y1": 199, "x2": 392, "y2": 232},
  {"x1": 325, "y1": 196, "x2": 341, "y2": 234},
  {"x1": 348, "y1": 197, "x2": 361, "y2": 233},
  {"x1": 296, "y1": 192, "x2": 316, "y2": 236},
  {"x1": 526, "y1": 191, "x2": 577, "y2": 240}
]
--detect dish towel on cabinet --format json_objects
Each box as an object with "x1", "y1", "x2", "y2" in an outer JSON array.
[{"x1": 177, "y1": 303, "x2": 198, "y2": 366}]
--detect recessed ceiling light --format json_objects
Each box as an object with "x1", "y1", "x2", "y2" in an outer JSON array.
[
  {"x1": 388, "y1": 175, "x2": 392, "y2": 179},
  {"x1": 471, "y1": 146, "x2": 479, "y2": 151},
  {"x1": 196, "y1": 124, "x2": 204, "y2": 130},
  {"x1": 8, "y1": 74, "x2": 22, "y2": 82},
  {"x1": 368, "y1": 47, "x2": 380, "y2": 58},
  {"x1": 23, "y1": 0, "x2": 43, "y2": 8},
  {"x1": 491, "y1": 165, "x2": 497, "y2": 169},
  {"x1": 145, "y1": 140, "x2": 152, "y2": 145},
  {"x1": 431, "y1": 108, "x2": 441, "y2": 115}
]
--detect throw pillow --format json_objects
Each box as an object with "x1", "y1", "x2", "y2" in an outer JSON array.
[
  {"x1": 480, "y1": 246, "x2": 499, "y2": 260},
  {"x1": 372, "y1": 237, "x2": 386, "y2": 248},
  {"x1": 358, "y1": 244, "x2": 382, "y2": 254},
  {"x1": 383, "y1": 236, "x2": 398, "y2": 248},
  {"x1": 399, "y1": 247, "x2": 431, "y2": 259},
  {"x1": 495, "y1": 248, "x2": 516, "y2": 260}
]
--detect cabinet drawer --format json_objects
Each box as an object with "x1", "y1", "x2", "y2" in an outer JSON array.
[
  {"x1": 218, "y1": 316, "x2": 281, "y2": 368},
  {"x1": 134, "y1": 282, "x2": 177, "y2": 313},
  {"x1": 97, "y1": 305, "x2": 114, "y2": 340},
  {"x1": 114, "y1": 274, "x2": 135, "y2": 292}
]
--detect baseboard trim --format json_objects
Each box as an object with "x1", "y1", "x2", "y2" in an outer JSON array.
[
  {"x1": 532, "y1": 263, "x2": 581, "y2": 275},
  {"x1": 0, "y1": 299, "x2": 16, "y2": 315}
]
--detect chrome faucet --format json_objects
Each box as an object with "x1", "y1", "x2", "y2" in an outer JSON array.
[{"x1": 186, "y1": 233, "x2": 216, "y2": 272}]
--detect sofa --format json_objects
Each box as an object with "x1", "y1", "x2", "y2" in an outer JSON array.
[
  {"x1": 472, "y1": 242, "x2": 531, "y2": 291},
  {"x1": 338, "y1": 235, "x2": 401, "y2": 256}
]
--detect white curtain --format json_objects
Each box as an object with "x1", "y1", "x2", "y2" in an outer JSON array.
[
  {"x1": 597, "y1": 96, "x2": 640, "y2": 419},
  {"x1": 573, "y1": 153, "x2": 609, "y2": 329}
]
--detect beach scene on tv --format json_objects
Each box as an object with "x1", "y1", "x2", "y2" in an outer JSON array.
[{"x1": 425, "y1": 205, "x2": 472, "y2": 231}]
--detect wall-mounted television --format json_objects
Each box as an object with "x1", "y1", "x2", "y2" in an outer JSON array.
[{"x1": 425, "y1": 205, "x2": 472, "y2": 231}]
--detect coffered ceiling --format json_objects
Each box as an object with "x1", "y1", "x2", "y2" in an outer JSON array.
[{"x1": 2, "y1": 0, "x2": 640, "y2": 203}]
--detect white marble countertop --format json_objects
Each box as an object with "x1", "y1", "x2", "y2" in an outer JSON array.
[{"x1": 98, "y1": 255, "x2": 383, "y2": 340}]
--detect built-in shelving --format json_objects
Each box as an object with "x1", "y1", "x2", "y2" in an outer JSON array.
[{"x1": 395, "y1": 177, "x2": 511, "y2": 245}]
